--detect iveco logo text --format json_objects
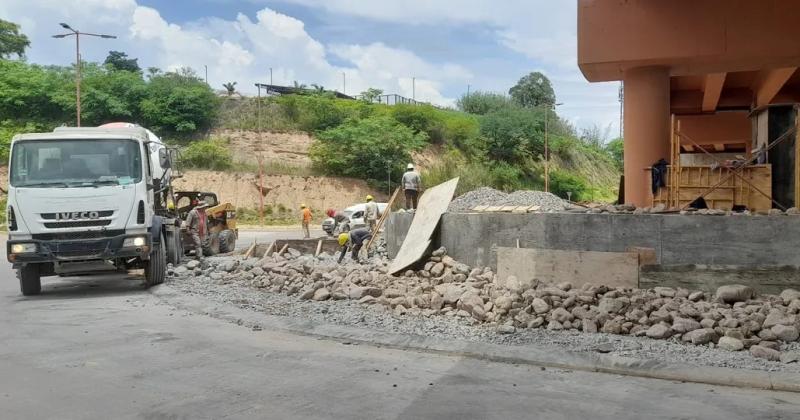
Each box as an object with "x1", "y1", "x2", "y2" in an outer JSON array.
[{"x1": 56, "y1": 211, "x2": 100, "y2": 220}]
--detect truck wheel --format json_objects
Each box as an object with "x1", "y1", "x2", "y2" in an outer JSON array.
[
  {"x1": 165, "y1": 230, "x2": 182, "y2": 265},
  {"x1": 218, "y1": 229, "x2": 236, "y2": 253},
  {"x1": 144, "y1": 233, "x2": 166, "y2": 287},
  {"x1": 18, "y1": 264, "x2": 42, "y2": 296}
]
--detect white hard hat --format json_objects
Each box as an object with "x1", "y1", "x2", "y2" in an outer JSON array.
[{"x1": 407, "y1": 163, "x2": 415, "y2": 170}]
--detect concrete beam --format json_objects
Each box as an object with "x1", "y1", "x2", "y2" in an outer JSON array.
[
  {"x1": 713, "y1": 143, "x2": 725, "y2": 151},
  {"x1": 702, "y1": 73, "x2": 726, "y2": 112},
  {"x1": 683, "y1": 144, "x2": 695, "y2": 152},
  {"x1": 754, "y1": 67, "x2": 797, "y2": 107}
]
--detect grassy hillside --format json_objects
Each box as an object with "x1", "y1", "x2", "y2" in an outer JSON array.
[{"x1": 215, "y1": 92, "x2": 621, "y2": 202}]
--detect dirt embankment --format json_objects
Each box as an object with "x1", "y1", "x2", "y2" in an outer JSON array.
[
  {"x1": 174, "y1": 170, "x2": 387, "y2": 212},
  {"x1": 212, "y1": 129, "x2": 313, "y2": 167}
]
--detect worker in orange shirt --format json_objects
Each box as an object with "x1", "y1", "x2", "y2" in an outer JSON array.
[{"x1": 300, "y1": 204, "x2": 313, "y2": 239}]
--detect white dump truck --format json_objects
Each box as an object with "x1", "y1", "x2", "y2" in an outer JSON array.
[{"x1": 5, "y1": 123, "x2": 182, "y2": 295}]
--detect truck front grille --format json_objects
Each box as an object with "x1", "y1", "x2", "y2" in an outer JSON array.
[
  {"x1": 40, "y1": 210, "x2": 114, "y2": 220},
  {"x1": 33, "y1": 230, "x2": 125, "y2": 241},
  {"x1": 44, "y1": 220, "x2": 112, "y2": 229}
]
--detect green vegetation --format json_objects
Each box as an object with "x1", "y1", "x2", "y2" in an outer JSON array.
[
  {"x1": 310, "y1": 116, "x2": 426, "y2": 188},
  {"x1": 0, "y1": 26, "x2": 218, "y2": 162},
  {"x1": 179, "y1": 138, "x2": 233, "y2": 170}
]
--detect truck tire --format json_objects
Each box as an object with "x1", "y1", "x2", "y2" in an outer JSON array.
[
  {"x1": 218, "y1": 229, "x2": 236, "y2": 253},
  {"x1": 165, "y1": 230, "x2": 182, "y2": 265},
  {"x1": 144, "y1": 232, "x2": 166, "y2": 287},
  {"x1": 18, "y1": 264, "x2": 42, "y2": 296}
]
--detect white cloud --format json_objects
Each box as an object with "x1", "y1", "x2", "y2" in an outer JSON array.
[{"x1": 0, "y1": 0, "x2": 466, "y2": 106}]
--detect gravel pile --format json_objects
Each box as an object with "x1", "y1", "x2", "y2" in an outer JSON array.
[
  {"x1": 165, "y1": 247, "x2": 800, "y2": 372},
  {"x1": 448, "y1": 187, "x2": 569, "y2": 213}
]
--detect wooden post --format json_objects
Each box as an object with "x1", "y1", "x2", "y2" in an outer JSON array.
[
  {"x1": 262, "y1": 241, "x2": 276, "y2": 258},
  {"x1": 365, "y1": 187, "x2": 401, "y2": 253},
  {"x1": 243, "y1": 241, "x2": 257, "y2": 259},
  {"x1": 258, "y1": 154, "x2": 264, "y2": 226},
  {"x1": 277, "y1": 243, "x2": 289, "y2": 256},
  {"x1": 314, "y1": 239, "x2": 323, "y2": 257}
]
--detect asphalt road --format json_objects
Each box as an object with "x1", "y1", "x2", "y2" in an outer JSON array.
[{"x1": 1, "y1": 235, "x2": 799, "y2": 419}]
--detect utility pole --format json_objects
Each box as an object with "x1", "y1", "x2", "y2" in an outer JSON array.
[
  {"x1": 618, "y1": 81, "x2": 624, "y2": 138},
  {"x1": 412, "y1": 77, "x2": 416, "y2": 102},
  {"x1": 342, "y1": 71, "x2": 346, "y2": 95},
  {"x1": 269, "y1": 67, "x2": 273, "y2": 85},
  {"x1": 543, "y1": 102, "x2": 563, "y2": 193},
  {"x1": 52, "y1": 23, "x2": 116, "y2": 127},
  {"x1": 256, "y1": 84, "x2": 264, "y2": 226},
  {"x1": 204, "y1": 65, "x2": 208, "y2": 84},
  {"x1": 467, "y1": 84, "x2": 470, "y2": 98}
]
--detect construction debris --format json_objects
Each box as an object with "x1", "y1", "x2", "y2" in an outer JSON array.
[
  {"x1": 448, "y1": 187, "x2": 570, "y2": 213},
  {"x1": 168, "y1": 245, "x2": 800, "y2": 364}
]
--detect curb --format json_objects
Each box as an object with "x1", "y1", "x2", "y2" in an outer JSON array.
[{"x1": 149, "y1": 284, "x2": 800, "y2": 393}]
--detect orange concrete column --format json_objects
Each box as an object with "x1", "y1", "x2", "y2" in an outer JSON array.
[{"x1": 623, "y1": 66, "x2": 671, "y2": 207}]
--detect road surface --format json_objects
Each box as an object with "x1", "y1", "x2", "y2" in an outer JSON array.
[{"x1": 1, "y1": 234, "x2": 799, "y2": 419}]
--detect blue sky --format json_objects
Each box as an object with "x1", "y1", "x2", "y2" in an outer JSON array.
[{"x1": 1, "y1": 0, "x2": 621, "y2": 137}]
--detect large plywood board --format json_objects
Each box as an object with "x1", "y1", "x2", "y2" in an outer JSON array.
[
  {"x1": 496, "y1": 247, "x2": 639, "y2": 289},
  {"x1": 389, "y1": 178, "x2": 459, "y2": 275}
]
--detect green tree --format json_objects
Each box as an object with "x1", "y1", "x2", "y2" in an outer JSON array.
[
  {"x1": 103, "y1": 50, "x2": 141, "y2": 73},
  {"x1": 76, "y1": 63, "x2": 147, "y2": 125},
  {"x1": 359, "y1": 87, "x2": 383, "y2": 103},
  {"x1": 0, "y1": 19, "x2": 30, "y2": 59},
  {"x1": 606, "y1": 137, "x2": 623, "y2": 170},
  {"x1": 509, "y1": 71, "x2": 556, "y2": 108},
  {"x1": 478, "y1": 108, "x2": 545, "y2": 163},
  {"x1": 222, "y1": 81, "x2": 237, "y2": 96},
  {"x1": 139, "y1": 69, "x2": 219, "y2": 136},
  {"x1": 0, "y1": 60, "x2": 70, "y2": 123},
  {"x1": 310, "y1": 116, "x2": 426, "y2": 185},
  {"x1": 456, "y1": 91, "x2": 513, "y2": 115}
]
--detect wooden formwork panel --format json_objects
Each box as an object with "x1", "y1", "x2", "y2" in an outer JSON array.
[{"x1": 653, "y1": 164, "x2": 772, "y2": 211}]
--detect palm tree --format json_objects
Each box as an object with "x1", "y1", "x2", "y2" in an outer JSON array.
[
  {"x1": 292, "y1": 80, "x2": 307, "y2": 90},
  {"x1": 222, "y1": 82, "x2": 237, "y2": 96}
]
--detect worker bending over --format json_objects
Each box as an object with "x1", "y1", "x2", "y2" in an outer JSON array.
[
  {"x1": 184, "y1": 200, "x2": 209, "y2": 259},
  {"x1": 337, "y1": 228, "x2": 372, "y2": 263},
  {"x1": 300, "y1": 204, "x2": 312, "y2": 239},
  {"x1": 364, "y1": 194, "x2": 381, "y2": 232},
  {"x1": 402, "y1": 163, "x2": 422, "y2": 210},
  {"x1": 326, "y1": 208, "x2": 350, "y2": 233}
]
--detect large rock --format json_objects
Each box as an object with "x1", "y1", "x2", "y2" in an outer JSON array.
[
  {"x1": 671, "y1": 317, "x2": 702, "y2": 334},
  {"x1": 430, "y1": 263, "x2": 445, "y2": 277},
  {"x1": 531, "y1": 298, "x2": 550, "y2": 314},
  {"x1": 646, "y1": 323, "x2": 672, "y2": 339},
  {"x1": 763, "y1": 309, "x2": 793, "y2": 328},
  {"x1": 682, "y1": 328, "x2": 717, "y2": 345},
  {"x1": 780, "y1": 289, "x2": 800, "y2": 303},
  {"x1": 430, "y1": 292, "x2": 444, "y2": 310},
  {"x1": 718, "y1": 336, "x2": 744, "y2": 351},
  {"x1": 494, "y1": 296, "x2": 513, "y2": 313},
  {"x1": 780, "y1": 351, "x2": 800, "y2": 364},
  {"x1": 186, "y1": 260, "x2": 200, "y2": 269},
  {"x1": 715, "y1": 284, "x2": 756, "y2": 304},
  {"x1": 582, "y1": 318, "x2": 598, "y2": 333},
  {"x1": 550, "y1": 307, "x2": 573, "y2": 323},
  {"x1": 598, "y1": 297, "x2": 627, "y2": 314},
  {"x1": 600, "y1": 318, "x2": 623, "y2": 334},
  {"x1": 750, "y1": 345, "x2": 781, "y2": 361},
  {"x1": 312, "y1": 288, "x2": 331, "y2": 301},
  {"x1": 771, "y1": 324, "x2": 800, "y2": 342}
]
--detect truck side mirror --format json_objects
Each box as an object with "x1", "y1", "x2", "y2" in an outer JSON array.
[{"x1": 158, "y1": 148, "x2": 171, "y2": 169}]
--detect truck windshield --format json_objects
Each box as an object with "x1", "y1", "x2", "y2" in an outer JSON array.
[{"x1": 9, "y1": 139, "x2": 142, "y2": 187}]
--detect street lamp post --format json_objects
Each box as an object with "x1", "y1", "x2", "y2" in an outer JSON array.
[
  {"x1": 543, "y1": 101, "x2": 563, "y2": 193},
  {"x1": 52, "y1": 23, "x2": 116, "y2": 127}
]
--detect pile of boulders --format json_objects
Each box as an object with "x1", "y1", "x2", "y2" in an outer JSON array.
[{"x1": 168, "y1": 247, "x2": 800, "y2": 363}]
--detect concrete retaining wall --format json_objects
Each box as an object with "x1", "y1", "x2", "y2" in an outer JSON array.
[{"x1": 385, "y1": 212, "x2": 800, "y2": 291}]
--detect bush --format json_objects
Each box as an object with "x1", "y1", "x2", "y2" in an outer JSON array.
[
  {"x1": 456, "y1": 91, "x2": 515, "y2": 115},
  {"x1": 310, "y1": 116, "x2": 426, "y2": 187},
  {"x1": 179, "y1": 139, "x2": 233, "y2": 170},
  {"x1": 479, "y1": 108, "x2": 545, "y2": 163},
  {"x1": 549, "y1": 170, "x2": 588, "y2": 201}
]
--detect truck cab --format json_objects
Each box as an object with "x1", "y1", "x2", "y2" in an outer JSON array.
[{"x1": 5, "y1": 124, "x2": 180, "y2": 295}]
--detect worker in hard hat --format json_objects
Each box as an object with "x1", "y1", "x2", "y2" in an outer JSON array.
[
  {"x1": 300, "y1": 204, "x2": 313, "y2": 239},
  {"x1": 401, "y1": 163, "x2": 422, "y2": 210},
  {"x1": 184, "y1": 200, "x2": 209, "y2": 259},
  {"x1": 364, "y1": 194, "x2": 381, "y2": 232},
  {"x1": 337, "y1": 227, "x2": 372, "y2": 263}
]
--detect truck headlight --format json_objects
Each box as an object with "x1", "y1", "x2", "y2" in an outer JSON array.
[
  {"x1": 123, "y1": 236, "x2": 147, "y2": 247},
  {"x1": 11, "y1": 243, "x2": 37, "y2": 254}
]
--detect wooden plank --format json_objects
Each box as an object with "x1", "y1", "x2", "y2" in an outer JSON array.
[
  {"x1": 277, "y1": 243, "x2": 289, "y2": 257},
  {"x1": 484, "y1": 206, "x2": 503, "y2": 212},
  {"x1": 365, "y1": 187, "x2": 401, "y2": 252},
  {"x1": 389, "y1": 178, "x2": 459, "y2": 275},
  {"x1": 497, "y1": 247, "x2": 639, "y2": 290},
  {"x1": 314, "y1": 239, "x2": 323, "y2": 257},
  {"x1": 243, "y1": 242, "x2": 257, "y2": 259},
  {"x1": 471, "y1": 205, "x2": 490, "y2": 212},
  {"x1": 263, "y1": 241, "x2": 275, "y2": 258}
]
